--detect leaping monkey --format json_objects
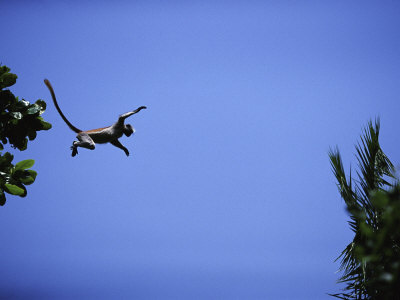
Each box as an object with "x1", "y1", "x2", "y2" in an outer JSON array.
[{"x1": 44, "y1": 79, "x2": 146, "y2": 157}]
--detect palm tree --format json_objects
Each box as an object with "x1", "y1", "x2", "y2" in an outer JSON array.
[{"x1": 329, "y1": 119, "x2": 396, "y2": 299}]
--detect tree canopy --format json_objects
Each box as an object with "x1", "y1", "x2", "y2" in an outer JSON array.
[{"x1": 330, "y1": 120, "x2": 400, "y2": 299}]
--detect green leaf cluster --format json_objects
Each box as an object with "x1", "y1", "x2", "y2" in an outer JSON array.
[
  {"x1": 0, "y1": 153, "x2": 36, "y2": 205},
  {"x1": 0, "y1": 65, "x2": 51, "y2": 206},
  {"x1": 329, "y1": 119, "x2": 400, "y2": 299},
  {"x1": 0, "y1": 66, "x2": 52, "y2": 151},
  {"x1": 351, "y1": 188, "x2": 400, "y2": 299}
]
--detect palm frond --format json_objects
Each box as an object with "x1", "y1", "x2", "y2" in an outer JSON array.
[
  {"x1": 329, "y1": 147, "x2": 358, "y2": 209},
  {"x1": 355, "y1": 119, "x2": 394, "y2": 194},
  {"x1": 330, "y1": 119, "x2": 395, "y2": 299}
]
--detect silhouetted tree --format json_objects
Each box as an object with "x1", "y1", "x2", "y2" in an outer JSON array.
[{"x1": 329, "y1": 119, "x2": 400, "y2": 299}]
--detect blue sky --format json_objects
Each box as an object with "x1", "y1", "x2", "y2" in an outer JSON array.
[{"x1": 1, "y1": 1, "x2": 400, "y2": 299}]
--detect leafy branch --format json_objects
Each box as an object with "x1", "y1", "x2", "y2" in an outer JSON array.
[{"x1": 0, "y1": 65, "x2": 52, "y2": 206}]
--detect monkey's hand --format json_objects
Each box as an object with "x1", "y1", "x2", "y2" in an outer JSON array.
[{"x1": 119, "y1": 106, "x2": 147, "y2": 121}]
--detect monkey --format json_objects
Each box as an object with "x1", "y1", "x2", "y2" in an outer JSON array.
[{"x1": 44, "y1": 79, "x2": 146, "y2": 157}]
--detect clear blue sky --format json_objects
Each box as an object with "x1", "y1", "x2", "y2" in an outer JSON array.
[{"x1": 1, "y1": 1, "x2": 400, "y2": 299}]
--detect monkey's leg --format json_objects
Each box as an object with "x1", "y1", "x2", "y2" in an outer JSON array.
[
  {"x1": 70, "y1": 143, "x2": 78, "y2": 157},
  {"x1": 110, "y1": 140, "x2": 130, "y2": 156},
  {"x1": 71, "y1": 133, "x2": 96, "y2": 157}
]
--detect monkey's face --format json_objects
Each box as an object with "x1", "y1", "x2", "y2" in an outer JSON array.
[{"x1": 124, "y1": 124, "x2": 135, "y2": 137}]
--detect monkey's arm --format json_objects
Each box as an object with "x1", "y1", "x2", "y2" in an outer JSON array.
[
  {"x1": 118, "y1": 106, "x2": 147, "y2": 123},
  {"x1": 110, "y1": 140, "x2": 130, "y2": 156}
]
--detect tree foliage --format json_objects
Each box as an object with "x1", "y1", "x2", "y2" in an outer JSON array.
[
  {"x1": 0, "y1": 65, "x2": 51, "y2": 206},
  {"x1": 329, "y1": 119, "x2": 400, "y2": 299}
]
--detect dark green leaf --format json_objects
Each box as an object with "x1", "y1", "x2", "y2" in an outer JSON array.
[
  {"x1": 15, "y1": 159, "x2": 34, "y2": 170},
  {"x1": 28, "y1": 130, "x2": 37, "y2": 141},
  {"x1": 19, "y1": 169, "x2": 37, "y2": 185},
  {"x1": 27, "y1": 104, "x2": 41, "y2": 115},
  {"x1": 40, "y1": 120, "x2": 52, "y2": 130},
  {"x1": 4, "y1": 183, "x2": 25, "y2": 196},
  {"x1": 35, "y1": 100, "x2": 47, "y2": 114},
  {"x1": 0, "y1": 72, "x2": 17, "y2": 88},
  {"x1": 0, "y1": 152, "x2": 14, "y2": 165},
  {"x1": 0, "y1": 65, "x2": 11, "y2": 76}
]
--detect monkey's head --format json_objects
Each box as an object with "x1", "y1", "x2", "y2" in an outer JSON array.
[{"x1": 124, "y1": 124, "x2": 135, "y2": 137}]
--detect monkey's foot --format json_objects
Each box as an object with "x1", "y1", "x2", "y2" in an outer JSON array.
[{"x1": 70, "y1": 145, "x2": 78, "y2": 157}]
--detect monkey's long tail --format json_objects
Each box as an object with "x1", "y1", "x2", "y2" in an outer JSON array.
[{"x1": 44, "y1": 79, "x2": 82, "y2": 133}]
